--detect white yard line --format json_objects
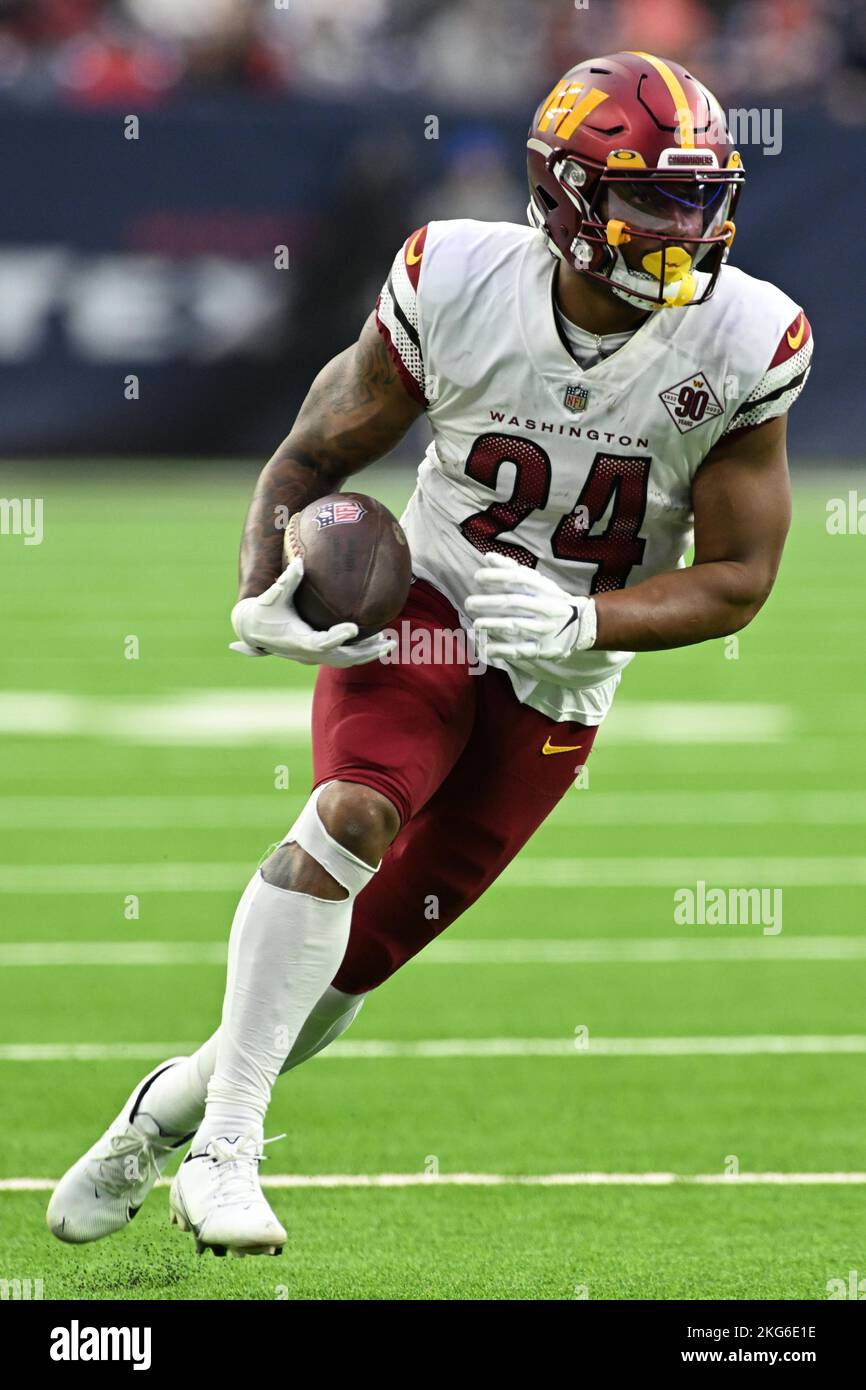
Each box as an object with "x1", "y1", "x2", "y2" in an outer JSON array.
[
  {"x1": 0, "y1": 691, "x2": 313, "y2": 745},
  {"x1": 0, "y1": 1043, "x2": 198, "y2": 1061},
  {"x1": 0, "y1": 692, "x2": 791, "y2": 745},
  {"x1": 420, "y1": 936, "x2": 866, "y2": 964},
  {"x1": 0, "y1": 795, "x2": 306, "y2": 829},
  {"x1": 1, "y1": 1035, "x2": 865, "y2": 1062},
  {"x1": 0, "y1": 863, "x2": 253, "y2": 892},
  {"x1": 304, "y1": 1036, "x2": 866, "y2": 1058},
  {"x1": 548, "y1": 790, "x2": 866, "y2": 825},
  {"x1": 1, "y1": 790, "x2": 864, "y2": 829},
  {"x1": 0, "y1": 857, "x2": 864, "y2": 892},
  {"x1": 504, "y1": 857, "x2": 866, "y2": 888},
  {"x1": 0, "y1": 942, "x2": 229, "y2": 966},
  {"x1": 3, "y1": 1171, "x2": 865, "y2": 1193},
  {"x1": 1, "y1": 936, "x2": 864, "y2": 967}
]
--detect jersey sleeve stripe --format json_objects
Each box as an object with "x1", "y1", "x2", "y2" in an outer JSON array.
[
  {"x1": 386, "y1": 272, "x2": 422, "y2": 352},
  {"x1": 725, "y1": 374, "x2": 812, "y2": 432},
  {"x1": 374, "y1": 234, "x2": 428, "y2": 407},
  {"x1": 375, "y1": 289, "x2": 428, "y2": 406},
  {"x1": 731, "y1": 361, "x2": 811, "y2": 419},
  {"x1": 721, "y1": 320, "x2": 813, "y2": 436},
  {"x1": 726, "y1": 381, "x2": 810, "y2": 431},
  {"x1": 754, "y1": 336, "x2": 813, "y2": 397}
]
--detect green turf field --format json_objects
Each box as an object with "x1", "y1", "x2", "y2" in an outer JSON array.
[{"x1": 1, "y1": 462, "x2": 864, "y2": 1301}]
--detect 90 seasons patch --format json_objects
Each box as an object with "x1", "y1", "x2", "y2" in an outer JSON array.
[{"x1": 659, "y1": 371, "x2": 723, "y2": 434}]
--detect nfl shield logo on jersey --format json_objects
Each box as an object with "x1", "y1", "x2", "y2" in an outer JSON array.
[
  {"x1": 315, "y1": 499, "x2": 367, "y2": 530},
  {"x1": 563, "y1": 383, "x2": 590, "y2": 414}
]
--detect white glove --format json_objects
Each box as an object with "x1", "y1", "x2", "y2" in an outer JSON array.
[
  {"x1": 465, "y1": 553, "x2": 597, "y2": 663},
  {"x1": 230, "y1": 557, "x2": 396, "y2": 667}
]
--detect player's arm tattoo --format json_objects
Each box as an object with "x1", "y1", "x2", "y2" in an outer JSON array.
[{"x1": 238, "y1": 314, "x2": 424, "y2": 598}]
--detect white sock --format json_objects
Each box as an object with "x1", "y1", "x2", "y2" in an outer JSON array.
[
  {"x1": 279, "y1": 984, "x2": 366, "y2": 1073},
  {"x1": 190, "y1": 784, "x2": 378, "y2": 1151},
  {"x1": 144, "y1": 985, "x2": 365, "y2": 1137},
  {"x1": 192, "y1": 874, "x2": 352, "y2": 1150},
  {"x1": 139, "y1": 1038, "x2": 219, "y2": 1138}
]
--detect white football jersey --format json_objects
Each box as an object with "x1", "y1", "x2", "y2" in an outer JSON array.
[{"x1": 376, "y1": 220, "x2": 813, "y2": 724}]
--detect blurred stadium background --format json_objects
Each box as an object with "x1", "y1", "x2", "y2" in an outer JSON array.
[
  {"x1": 1, "y1": 1, "x2": 865, "y2": 1301},
  {"x1": 0, "y1": 0, "x2": 864, "y2": 457}
]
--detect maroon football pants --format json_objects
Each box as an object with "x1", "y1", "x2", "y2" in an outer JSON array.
[{"x1": 311, "y1": 580, "x2": 598, "y2": 994}]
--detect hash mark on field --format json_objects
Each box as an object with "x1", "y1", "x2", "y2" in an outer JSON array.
[
  {"x1": 3, "y1": 1172, "x2": 866, "y2": 1193},
  {"x1": 2, "y1": 857, "x2": 866, "y2": 893},
  {"x1": 1, "y1": 936, "x2": 863, "y2": 967},
  {"x1": 2, "y1": 1036, "x2": 866, "y2": 1062}
]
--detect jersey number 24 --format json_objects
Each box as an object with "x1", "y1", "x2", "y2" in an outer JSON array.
[{"x1": 459, "y1": 431, "x2": 651, "y2": 594}]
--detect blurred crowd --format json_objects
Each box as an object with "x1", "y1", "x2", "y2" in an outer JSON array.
[{"x1": 1, "y1": 0, "x2": 865, "y2": 119}]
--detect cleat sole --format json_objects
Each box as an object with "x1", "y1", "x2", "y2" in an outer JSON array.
[
  {"x1": 194, "y1": 1238, "x2": 227, "y2": 1257},
  {"x1": 171, "y1": 1198, "x2": 283, "y2": 1257}
]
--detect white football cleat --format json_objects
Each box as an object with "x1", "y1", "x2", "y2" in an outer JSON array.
[
  {"x1": 47, "y1": 1058, "x2": 193, "y2": 1244},
  {"x1": 169, "y1": 1134, "x2": 286, "y2": 1257}
]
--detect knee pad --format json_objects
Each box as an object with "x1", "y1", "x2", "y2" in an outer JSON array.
[{"x1": 281, "y1": 783, "x2": 378, "y2": 899}]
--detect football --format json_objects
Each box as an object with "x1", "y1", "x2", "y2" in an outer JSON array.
[{"x1": 284, "y1": 492, "x2": 412, "y2": 639}]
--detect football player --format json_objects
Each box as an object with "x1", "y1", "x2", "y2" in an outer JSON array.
[{"x1": 49, "y1": 52, "x2": 812, "y2": 1255}]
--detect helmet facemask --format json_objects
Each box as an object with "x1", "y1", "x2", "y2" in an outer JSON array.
[{"x1": 530, "y1": 148, "x2": 743, "y2": 310}]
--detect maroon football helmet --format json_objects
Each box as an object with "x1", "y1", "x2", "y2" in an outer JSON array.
[{"x1": 526, "y1": 51, "x2": 744, "y2": 309}]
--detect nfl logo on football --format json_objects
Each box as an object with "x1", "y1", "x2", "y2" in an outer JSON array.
[
  {"x1": 563, "y1": 383, "x2": 590, "y2": 414},
  {"x1": 315, "y1": 499, "x2": 367, "y2": 530}
]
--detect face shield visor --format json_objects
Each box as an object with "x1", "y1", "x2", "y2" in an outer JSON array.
[
  {"x1": 602, "y1": 177, "x2": 733, "y2": 262},
  {"x1": 537, "y1": 148, "x2": 743, "y2": 310},
  {"x1": 592, "y1": 169, "x2": 738, "y2": 309}
]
